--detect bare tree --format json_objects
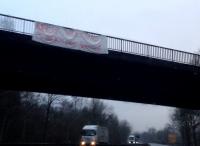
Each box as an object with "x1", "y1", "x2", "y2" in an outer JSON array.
[
  {"x1": 20, "y1": 92, "x2": 40, "y2": 142},
  {"x1": 43, "y1": 94, "x2": 60, "y2": 142},
  {"x1": 0, "y1": 91, "x2": 132, "y2": 144},
  {"x1": 72, "y1": 96, "x2": 83, "y2": 111},
  {"x1": 89, "y1": 98, "x2": 107, "y2": 124},
  {"x1": 118, "y1": 120, "x2": 131, "y2": 144},
  {"x1": 171, "y1": 108, "x2": 200, "y2": 146},
  {"x1": 0, "y1": 91, "x2": 21, "y2": 143}
]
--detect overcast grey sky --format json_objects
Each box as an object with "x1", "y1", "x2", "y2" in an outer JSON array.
[
  {"x1": 0, "y1": 0, "x2": 200, "y2": 52},
  {"x1": 104, "y1": 99, "x2": 174, "y2": 132},
  {"x1": 0, "y1": 0, "x2": 199, "y2": 132},
  {"x1": 75, "y1": 97, "x2": 174, "y2": 133}
]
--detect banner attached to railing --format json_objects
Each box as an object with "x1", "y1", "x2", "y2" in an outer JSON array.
[{"x1": 32, "y1": 22, "x2": 108, "y2": 54}]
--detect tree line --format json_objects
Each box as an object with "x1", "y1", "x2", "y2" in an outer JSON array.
[
  {"x1": 171, "y1": 108, "x2": 200, "y2": 146},
  {"x1": 1, "y1": 90, "x2": 200, "y2": 146},
  {"x1": 136, "y1": 109, "x2": 200, "y2": 146},
  {"x1": 0, "y1": 90, "x2": 131, "y2": 144}
]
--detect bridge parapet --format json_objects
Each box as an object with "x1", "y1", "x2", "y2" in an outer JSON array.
[{"x1": 0, "y1": 13, "x2": 199, "y2": 67}]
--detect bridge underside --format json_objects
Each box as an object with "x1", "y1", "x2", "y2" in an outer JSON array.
[{"x1": 0, "y1": 30, "x2": 200, "y2": 109}]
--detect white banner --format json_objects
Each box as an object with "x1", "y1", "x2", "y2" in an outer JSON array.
[{"x1": 32, "y1": 22, "x2": 108, "y2": 54}]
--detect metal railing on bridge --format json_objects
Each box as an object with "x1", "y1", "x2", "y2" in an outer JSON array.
[{"x1": 0, "y1": 13, "x2": 200, "y2": 66}]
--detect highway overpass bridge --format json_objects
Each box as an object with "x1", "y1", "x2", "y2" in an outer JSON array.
[{"x1": 0, "y1": 14, "x2": 200, "y2": 109}]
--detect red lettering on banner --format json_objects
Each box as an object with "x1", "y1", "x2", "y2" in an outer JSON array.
[
  {"x1": 80, "y1": 44, "x2": 101, "y2": 50},
  {"x1": 45, "y1": 35, "x2": 56, "y2": 43},
  {"x1": 65, "y1": 41, "x2": 75, "y2": 45},
  {"x1": 33, "y1": 22, "x2": 108, "y2": 54}
]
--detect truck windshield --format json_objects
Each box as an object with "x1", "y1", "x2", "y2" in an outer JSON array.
[
  {"x1": 129, "y1": 137, "x2": 135, "y2": 141},
  {"x1": 82, "y1": 130, "x2": 96, "y2": 136}
]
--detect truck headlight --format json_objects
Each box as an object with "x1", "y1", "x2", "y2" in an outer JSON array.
[
  {"x1": 91, "y1": 141, "x2": 96, "y2": 145},
  {"x1": 81, "y1": 141, "x2": 86, "y2": 145}
]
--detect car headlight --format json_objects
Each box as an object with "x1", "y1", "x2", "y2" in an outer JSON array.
[
  {"x1": 81, "y1": 141, "x2": 86, "y2": 145},
  {"x1": 91, "y1": 141, "x2": 96, "y2": 145}
]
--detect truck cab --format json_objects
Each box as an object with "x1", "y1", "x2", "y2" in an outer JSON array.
[
  {"x1": 128, "y1": 135, "x2": 139, "y2": 144},
  {"x1": 80, "y1": 125, "x2": 109, "y2": 146}
]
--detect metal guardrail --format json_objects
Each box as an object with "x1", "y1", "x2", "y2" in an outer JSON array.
[{"x1": 0, "y1": 13, "x2": 200, "y2": 66}]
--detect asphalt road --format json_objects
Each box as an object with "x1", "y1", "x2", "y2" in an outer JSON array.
[{"x1": 149, "y1": 143, "x2": 169, "y2": 146}]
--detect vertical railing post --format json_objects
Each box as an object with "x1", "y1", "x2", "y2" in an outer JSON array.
[
  {"x1": 195, "y1": 54, "x2": 199, "y2": 66},
  {"x1": 23, "y1": 20, "x2": 25, "y2": 33},
  {"x1": 193, "y1": 54, "x2": 196, "y2": 66},
  {"x1": 121, "y1": 39, "x2": 123, "y2": 52}
]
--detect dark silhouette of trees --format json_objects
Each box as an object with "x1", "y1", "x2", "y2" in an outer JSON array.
[
  {"x1": 0, "y1": 90, "x2": 131, "y2": 144},
  {"x1": 0, "y1": 91, "x2": 21, "y2": 143},
  {"x1": 171, "y1": 108, "x2": 200, "y2": 146},
  {"x1": 138, "y1": 124, "x2": 179, "y2": 145},
  {"x1": 42, "y1": 94, "x2": 60, "y2": 142}
]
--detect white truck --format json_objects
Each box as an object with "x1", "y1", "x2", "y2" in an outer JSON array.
[
  {"x1": 128, "y1": 135, "x2": 139, "y2": 144},
  {"x1": 80, "y1": 125, "x2": 109, "y2": 146}
]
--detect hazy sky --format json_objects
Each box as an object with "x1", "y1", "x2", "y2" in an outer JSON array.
[
  {"x1": 0, "y1": 0, "x2": 199, "y2": 132},
  {"x1": 75, "y1": 97, "x2": 174, "y2": 133},
  {"x1": 0, "y1": 0, "x2": 200, "y2": 52},
  {"x1": 105, "y1": 100, "x2": 174, "y2": 132}
]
